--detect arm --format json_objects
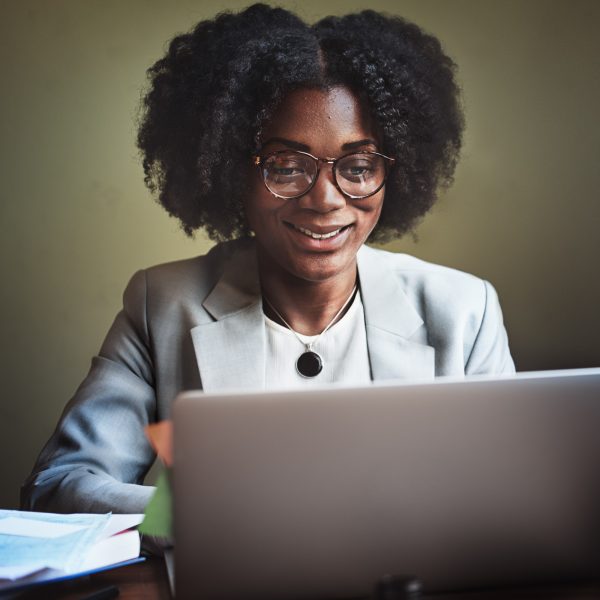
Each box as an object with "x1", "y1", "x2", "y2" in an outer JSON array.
[
  {"x1": 21, "y1": 270, "x2": 157, "y2": 514},
  {"x1": 465, "y1": 280, "x2": 515, "y2": 375}
]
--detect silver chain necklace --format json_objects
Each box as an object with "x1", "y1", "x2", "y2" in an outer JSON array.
[{"x1": 263, "y1": 285, "x2": 358, "y2": 378}]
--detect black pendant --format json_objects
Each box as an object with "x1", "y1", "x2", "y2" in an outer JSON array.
[{"x1": 296, "y1": 351, "x2": 323, "y2": 378}]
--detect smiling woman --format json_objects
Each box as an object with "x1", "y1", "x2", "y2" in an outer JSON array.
[
  {"x1": 247, "y1": 87, "x2": 385, "y2": 292},
  {"x1": 21, "y1": 4, "x2": 513, "y2": 525}
]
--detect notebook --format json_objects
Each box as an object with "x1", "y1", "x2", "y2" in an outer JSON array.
[
  {"x1": 0, "y1": 512, "x2": 143, "y2": 595},
  {"x1": 173, "y1": 368, "x2": 600, "y2": 599}
]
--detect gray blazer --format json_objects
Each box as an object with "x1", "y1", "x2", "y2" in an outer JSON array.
[{"x1": 21, "y1": 239, "x2": 514, "y2": 514}]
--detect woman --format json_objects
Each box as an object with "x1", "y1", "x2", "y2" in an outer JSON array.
[{"x1": 22, "y1": 4, "x2": 513, "y2": 515}]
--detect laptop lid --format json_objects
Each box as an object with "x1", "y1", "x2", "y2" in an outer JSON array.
[{"x1": 173, "y1": 368, "x2": 600, "y2": 599}]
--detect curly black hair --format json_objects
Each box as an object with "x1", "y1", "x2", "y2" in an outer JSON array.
[{"x1": 137, "y1": 4, "x2": 463, "y2": 242}]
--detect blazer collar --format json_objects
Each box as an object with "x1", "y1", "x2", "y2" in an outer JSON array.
[
  {"x1": 191, "y1": 241, "x2": 434, "y2": 392},
  {"x1": 190, "y1": 242, "x2": 266, "y2": 393},
  {"x1": 357, "y1": 245, "x2": 435, "y2": 380}
]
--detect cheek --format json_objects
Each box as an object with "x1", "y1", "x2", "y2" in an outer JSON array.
[
  {"x1": 243, "y1": 189, "x2": 284, "y2": 235},
  {"x1": 360, "y1": 195, "x2": 385, "y2": 233}
]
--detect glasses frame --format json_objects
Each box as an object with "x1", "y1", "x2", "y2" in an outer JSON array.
[{"x1": 253, "y1": 149, "x2": 396, "y2": 200}]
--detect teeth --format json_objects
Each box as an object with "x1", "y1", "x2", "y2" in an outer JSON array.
[{"x1": 295, "y1": 225, "x2": 342, "y2": 239}]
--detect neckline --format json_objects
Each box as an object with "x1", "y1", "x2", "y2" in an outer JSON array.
[{"x1": 263, "y1": 288, "x2": 362, "y2": 343}]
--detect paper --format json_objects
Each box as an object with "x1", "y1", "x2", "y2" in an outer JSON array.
[
  {"x1": 0, "y1": 511, "x2": 143, "y2": 595},
  {"x1": 0, "y1": 510, "x2": 110, "y2": 580},
  {"x1": 101, "y1": 514, "x2": 144, "y2": 539},
  {"x1": 80, "y1": 529, "x2": 140, "y2": 571},
  {"x1": 0, "y1": 517, "x2": 87, "y2": 539},
  {"x1": 138, "y1": 468, "x2": 172, "y2": 539},
  {"x1": 141, "y1": 421, "x2": 173, "y2": 540},
  {"x1": 0, "y1": 565, "x2": 45, "y2": 580}
]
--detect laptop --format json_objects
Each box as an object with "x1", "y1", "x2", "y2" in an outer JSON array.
[{"x1": 172, "y1": 368, "x2": 600, "y2": 599}]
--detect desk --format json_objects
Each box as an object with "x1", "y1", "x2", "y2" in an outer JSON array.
[
  {"x1": 15, "y1": 559, "x2": 170, "y2": 600},
  {"x1": 13, "y1": 560, "x2": 600, "y2": 599}
]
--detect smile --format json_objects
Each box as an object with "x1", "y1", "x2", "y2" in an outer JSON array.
[{"x1": 291, "y1": 224, "x2": 349, "y2": 239}]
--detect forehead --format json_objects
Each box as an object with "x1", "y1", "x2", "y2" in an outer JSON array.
[{"x1": 262, "y1": 86, "x2": 378, "y2": 150}]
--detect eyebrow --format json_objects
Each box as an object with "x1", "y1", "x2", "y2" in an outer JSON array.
[
  {"x1": 342, "y1": 139, "x2": 378, "y2": 150},
  {"x1": 261, "y1": 137, "x2": 378, "y2": 152},
  {"x1": 262, "y1": 137, "x2": 310, "y2": 151}
]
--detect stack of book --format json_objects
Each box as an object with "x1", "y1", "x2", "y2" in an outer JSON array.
[{"x1": 0, "y1": 510, "x2": 143, "y2": 594}]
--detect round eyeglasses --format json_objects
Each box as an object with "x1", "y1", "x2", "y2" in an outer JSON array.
[{"x1": 253, "y1": 150, "x2": 395, "y2": 200}]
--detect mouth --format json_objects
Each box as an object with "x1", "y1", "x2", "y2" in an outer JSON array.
[{"x1": 286, "y1": 223, "x2": 352, "y2": 240}]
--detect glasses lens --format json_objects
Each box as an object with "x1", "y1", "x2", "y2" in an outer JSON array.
[
  {"x1": 335, "y1": 153, "x2": 387, "y2": 197},
  {"x1": 262, "y1": 152, "x2": 316, "y2": 198}
]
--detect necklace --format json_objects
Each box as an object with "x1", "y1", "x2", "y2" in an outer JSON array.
[{"x1": 263, "y1": 285, "x2": 358, "y2": 378}]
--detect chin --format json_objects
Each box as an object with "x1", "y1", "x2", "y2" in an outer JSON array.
[{"x1": 285, "y1": 252, "x2": 355, "y2": 283}]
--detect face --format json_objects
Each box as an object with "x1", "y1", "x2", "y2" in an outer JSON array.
[{"x1": 245, "y1": 86, "x2": 385, "y2": 284}]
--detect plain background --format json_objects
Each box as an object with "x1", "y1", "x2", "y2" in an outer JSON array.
[{"x1": 1, "y1": 0, "x2": 599, "y2": 509}]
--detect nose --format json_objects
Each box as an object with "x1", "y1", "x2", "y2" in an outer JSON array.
[{"x1": 297, "y1": 164, "x2": 346, "y2": 212}]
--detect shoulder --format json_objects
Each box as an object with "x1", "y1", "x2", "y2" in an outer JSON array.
[
  {"x1": 360, "y1": 245, "x2": 514, "y2": 375},
  {"x1": 360, "y1": 244, "x2": 489, "y2": 312},
  {"x1": 123, "y1": 238, "x2": 252, "y2": 307}
]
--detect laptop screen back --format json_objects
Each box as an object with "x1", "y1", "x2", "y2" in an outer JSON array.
[{"x1": 173, "y1": 369, "x2": 600, "y2": 599}]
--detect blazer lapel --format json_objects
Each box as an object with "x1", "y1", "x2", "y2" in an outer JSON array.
[
  {"x1": 190, "y1": 244, "x2": 266, "y2": 392},
  {"x1": 358, "y1": 246, "x2": 435, "y2": 381}
]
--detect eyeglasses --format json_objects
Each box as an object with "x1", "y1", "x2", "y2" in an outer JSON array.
[{"x1": 253, "y1": 150, "x2": 395, "y2": 200}]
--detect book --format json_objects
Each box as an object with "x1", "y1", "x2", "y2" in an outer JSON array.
[{"x1": 0, "y1": 511, "x2": 144, "y2": 594}]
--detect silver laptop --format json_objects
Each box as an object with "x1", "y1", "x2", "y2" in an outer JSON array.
[{"x1": 173, "y1": 368, "x2": 600, "y2": 599}]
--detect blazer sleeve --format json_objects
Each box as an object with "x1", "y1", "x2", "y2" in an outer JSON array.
[
  {"x1": 21, "y1": 270, "x2": 157, "y2": 514},
  {"x1": 464, "y1": 280, "x2": 515, "y2": 375}
]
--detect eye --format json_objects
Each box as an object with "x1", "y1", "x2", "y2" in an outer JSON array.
[
  {"x1": 338, "y1": 159, "x2": 378, "y2": 181},
  {"x1": 348, "y1": 164, "x2": 374, "y2": 175},
  {"x1": 265, "y1": 154, "x2": 311, "y2": 179},
  {"x1": 271, "y1": 163, "x2": 306, "y2": 176}
]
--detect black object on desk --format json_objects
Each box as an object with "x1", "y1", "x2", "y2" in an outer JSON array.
[{"x1": 374, "y1": 575, "x2": 422, "y2": 600}]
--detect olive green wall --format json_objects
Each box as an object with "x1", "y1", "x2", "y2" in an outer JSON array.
[{"x1": 1, "y1": 1, "x2": 599, "y2": 509}]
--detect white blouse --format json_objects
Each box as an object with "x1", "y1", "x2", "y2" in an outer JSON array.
[{"x1": 264, "y1": 291, "x2": 372, "y2": 388}]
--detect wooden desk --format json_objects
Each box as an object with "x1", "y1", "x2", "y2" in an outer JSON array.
[
  {"x1": 13, "y1": 559, "x2": 600, "y2": 600},
  {"x1": 15, "y1": 559, "x2": 171, "y2": 600}
]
